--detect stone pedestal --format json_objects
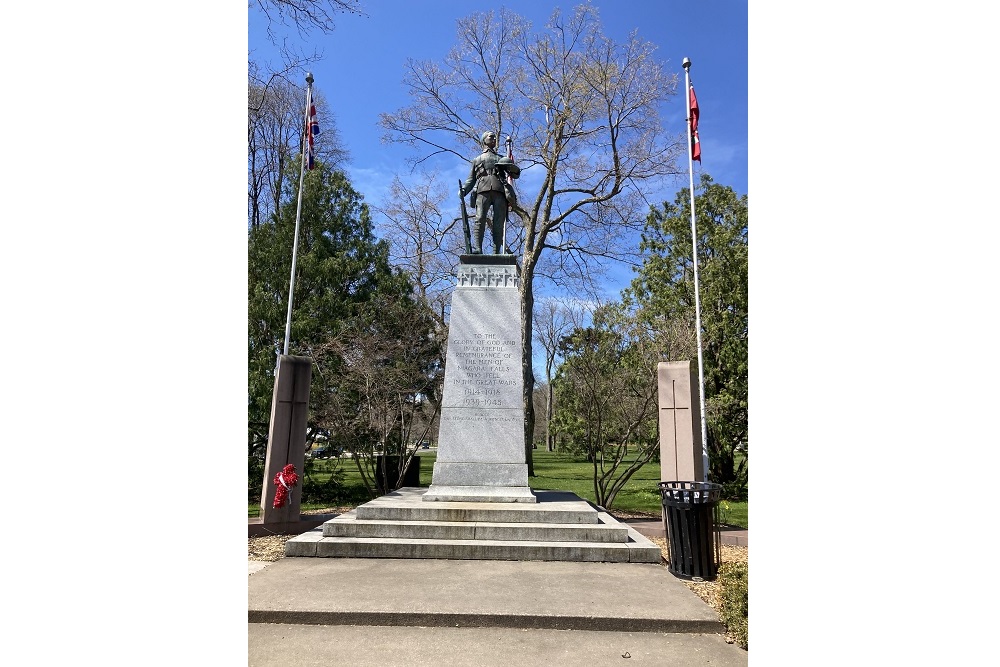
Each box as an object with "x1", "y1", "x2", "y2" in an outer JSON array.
[
  {"x1": 657, "y1": 361, "x2": 705, "y2": 483},
  {"x1": 424, "y1": 255, "x2": 535, "y2": 503}
]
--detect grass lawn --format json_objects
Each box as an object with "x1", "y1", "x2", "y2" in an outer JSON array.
[
  {"x1": 250, "y1": 449, "x2": 747, "y2": 528},
  {"x1": 528, "y1": 450, "x2": 663, "y2": 515},
  {"x1": 528, "y1": 451, "x2": 747, "y2": 527}
]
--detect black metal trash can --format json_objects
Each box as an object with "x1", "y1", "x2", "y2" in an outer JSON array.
[{"x1": 659, "y1": 481, "x2": 723, "y2": 581}]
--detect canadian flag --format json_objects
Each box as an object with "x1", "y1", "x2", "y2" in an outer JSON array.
[{"x1": 689, "y1": 84, "x2": 701, "y2": 162}]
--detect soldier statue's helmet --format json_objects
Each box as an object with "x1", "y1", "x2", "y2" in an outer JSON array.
[{"x1": 496, "y1": 155, "x2": 520, "y2": 179}]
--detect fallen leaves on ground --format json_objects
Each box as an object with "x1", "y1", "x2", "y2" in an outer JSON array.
[
  {"x1": 249, "y1": 534, "x2": 294, "y2": 561},
  {"x1": 248, "y1": 506, "x2": 352, "y2": 561}
]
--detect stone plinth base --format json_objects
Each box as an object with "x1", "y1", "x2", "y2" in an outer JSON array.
[
  {"x1": 422, "y1": 484, "x2": 537, "y2": 503},
  {"x1": 430, "y1": 462, "x2": 529, "y2": 486}
]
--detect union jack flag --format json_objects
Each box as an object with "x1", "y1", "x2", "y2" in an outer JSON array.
[{"x1": 307, "y1": 99, "x2": 320, "y2": 170}]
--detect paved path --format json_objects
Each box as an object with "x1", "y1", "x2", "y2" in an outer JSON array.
[
  {"x1": 250, "y1": 624, "x2": 745, "y2": 666},
  {"x1": 249, "y1": 557, "x2": 747, "y2": 666}
]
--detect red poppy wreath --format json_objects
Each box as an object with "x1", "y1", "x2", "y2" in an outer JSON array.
[{"x1": 272, "y1": 464, "x2": 299, "y2": 509}]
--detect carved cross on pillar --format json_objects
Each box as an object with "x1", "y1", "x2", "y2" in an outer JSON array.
[{"x1": 657, "y1": 361, "x2": 703, "y2": 483}]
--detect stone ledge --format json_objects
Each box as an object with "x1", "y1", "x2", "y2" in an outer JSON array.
[
  {"x1": 422, "y1": 484, "x2": 537, "y2": 503},
  {"x1": 322, "y1": 514, "x2": 630, "y2": 543}
]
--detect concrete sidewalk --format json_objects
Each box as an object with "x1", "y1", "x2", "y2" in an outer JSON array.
[{"x1": 249, "y1": 557, "x2": 747, "y2": 666}]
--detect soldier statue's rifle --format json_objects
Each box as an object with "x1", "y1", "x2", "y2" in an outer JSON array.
[{"x1": 458, "y1": 178, "x2": 472, "y2": 254}]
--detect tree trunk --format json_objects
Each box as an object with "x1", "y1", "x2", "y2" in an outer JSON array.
[
  {"x1": 520, "y1": 259, "x2": 535, "y2": 477},
  {"x1": 545, "y1": 379, "x2": 554, "y2": 452}
]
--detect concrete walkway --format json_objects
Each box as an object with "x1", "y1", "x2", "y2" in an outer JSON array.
[{"x1": 249, "y1": 557, "x2": 747, "y2": 666}]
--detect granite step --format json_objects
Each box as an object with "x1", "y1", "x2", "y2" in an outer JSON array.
[
  {"x1": 284, "y1": 488, "x2": 664, "y2": 564},
  {"x1": 355, "y1": 489, "x2": 599, "y2": 524},
  {"x1": 322, "y1": 512, "x2": 630, "y2": 543},
  {"x1": 285, "y1": 533, "x2": 662, "y2": 563}
]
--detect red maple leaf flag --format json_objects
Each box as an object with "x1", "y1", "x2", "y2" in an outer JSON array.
[{"x1": 689, "y1": 84, "x2": 701, "y2": 162}]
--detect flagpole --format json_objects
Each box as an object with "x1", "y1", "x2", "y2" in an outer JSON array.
[
  {"x1": 504, "y1": 135, "x2": 512, "y2": 254},
  {"x1": 283, "y1": 72, "x2": 314, "y2": 356},
  {"x1": 683, "y1": 58, "x2": 710, "y2": 481}
]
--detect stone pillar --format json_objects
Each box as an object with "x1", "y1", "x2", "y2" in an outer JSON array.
[
  {"x1": 424, "y1": 255, "x2": 536, "y2": 502},
  {"x1": 259, "y1": 355, "x2": 312, "y2": 522},
  {"x1": 657, "y1": 361, "x2": 704, "y2": 483}
]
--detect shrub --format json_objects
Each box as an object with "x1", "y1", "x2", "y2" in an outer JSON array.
[
  {"x1": 718, "y1": 561, "x2": 748, "y2": 649},
  {"x1": 301, "y1": 466, "x2": 347, "y2": 505},
  {"x1": 720, "y1": 480, "x2": 748, "y2": 502},
  {"x1": 248, "y1": 456, "x2": 265, "y2": 503}
]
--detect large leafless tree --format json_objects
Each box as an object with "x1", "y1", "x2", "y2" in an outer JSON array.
[
  {"x1": 372, "y1": 171, "x2": 464, "y2": 326},
  {"x1": 253, "y1": 0, "x2": 365, "y2": 38},
  {"x1": 379, "y1": 4, "x2": 685, "y2": 469}
]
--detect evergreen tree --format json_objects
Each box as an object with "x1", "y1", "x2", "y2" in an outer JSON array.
[
  {"x1": 625, "y1": 174, "x2": 748, "y2": 494},
  {"x1": 248, "y1": 160, "x2": 412, "y2": 493}
]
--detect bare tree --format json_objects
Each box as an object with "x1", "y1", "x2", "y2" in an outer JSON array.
[
  {"x1": 531, "y1": 382, "x2": 548, "y2": 447},
  {"x1": 310, "y1": 294, "x2": 445, "y2": 497},
  {"x1": 251, "y1": 0, "x2": 365, "y2": 72},
  {"x1": 249, "y1": 1, "x2": 361, "y2": 228},
  {"x1": 379, "y1": 4, "x2": 685, "y2": 471},
  {"x1": 248, "y1": 72, "x2": 348, "y2": 228},
  {"x1": 372, "y1": 171, "x2": 463, "y2": 326},
  {"x1": 532, "y1": 297, "x2": 577, "y2": 452},
  {"x1": 253, "y1": 0, "x2": 365, "y2": 39}
]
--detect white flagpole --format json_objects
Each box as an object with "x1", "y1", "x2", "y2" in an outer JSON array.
[
  {"x1": 682, "y1": 58, "x2": 710, "y2": 481},
  {"x1": 504, "y1": 134, "x2": 513, "y2": 254},
  {"x1": 283, "y1": 72, "x2": 314, "y2": 356}
]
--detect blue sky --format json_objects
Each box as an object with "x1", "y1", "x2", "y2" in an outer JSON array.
[{"x1": 249, "y1": 0, "x2": 748, "y2": 303}]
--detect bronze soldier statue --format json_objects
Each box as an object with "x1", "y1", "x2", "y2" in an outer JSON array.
[{"x1": 460, "y1": 131, "x2": 520, "y2": 254}]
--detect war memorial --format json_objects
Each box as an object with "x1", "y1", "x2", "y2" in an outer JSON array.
[{"x1": 250, "y1": 125, "x2": 746, "y2": 667}]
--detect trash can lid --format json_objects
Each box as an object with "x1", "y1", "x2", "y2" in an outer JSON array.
[
  {"x1": 659, "y1": 481, "x2": 722, "y2": 504},
  {"x1": 658, "y1": 481, "x2": 723, "y2": 490}
]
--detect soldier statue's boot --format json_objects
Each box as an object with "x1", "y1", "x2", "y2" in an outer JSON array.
[
  {"x1": 492, "y1": 224, "x2": 504, "y2": 255},
  {"x1": 471, "y1": 220, "x2": 485, "y2": 254}
]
